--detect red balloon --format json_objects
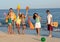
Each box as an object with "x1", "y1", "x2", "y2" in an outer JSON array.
[{"x1": 26, "y1": 6, "x2": 29, "y2": 11}]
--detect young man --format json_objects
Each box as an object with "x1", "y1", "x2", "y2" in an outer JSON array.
[{"x1": 46, "y1": 10, "x2": 53, "y2": 38}]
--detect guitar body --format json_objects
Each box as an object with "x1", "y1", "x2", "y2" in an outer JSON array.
[
  {"x1": 28, "y1": 17, "x2": 34, "y2": 30},
  {"x1": 51, "y1": 22, "x2": 58, "y2": 27}
]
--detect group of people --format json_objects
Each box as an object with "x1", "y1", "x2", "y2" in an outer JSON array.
[
  {"x1": 5, "y1": 8, "x2": 27, "y2": 34},
  {"x1": 5, "y1": 8, "x2": 53, "y2": 38}
]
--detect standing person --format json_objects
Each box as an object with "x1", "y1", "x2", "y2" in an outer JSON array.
[
  {"x1": 8, "y1": 14, "x2": 13, "y2": 34},
  {"x1": 46, "y1": 10, "x2": 53, "y2": 38},
  {"x1": 21, "y1": 13, "x2": 27, "y2": 34},
  {"x1": 15, "y1": 14, "x2": 21, "y2": 34},
  {"x1": 9, "y1": 8, "x2": 16, "y2": 33},
  {"x1": 33, "y1": 13, "x2": 41, "y2": 36}
]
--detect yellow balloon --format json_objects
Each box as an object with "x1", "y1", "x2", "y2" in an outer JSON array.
[{"x1": 17, "y1": 4, "x2": 20, "y2": 10}]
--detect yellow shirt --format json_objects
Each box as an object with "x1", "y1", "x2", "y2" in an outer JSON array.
[
  {"x1": 10, "y1": 12, "x2": 16, "y2": 21},
  {"x1": 16, "y1": 16, "x2": 21, "y2": 25},
  {"x1": 5, "y1": 12, "x2": 16, "y2": 22}
]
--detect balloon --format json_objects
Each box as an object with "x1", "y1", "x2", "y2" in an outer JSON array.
[
  {"x1": 41, "y1": 37, "x2": 46, "y2": 42},
  {"x1": 17, "y1": 4, "x2": 20, "y2": 10},
  {"x1": 26, "y1": 6, "x2": 29, "y2": 11}
]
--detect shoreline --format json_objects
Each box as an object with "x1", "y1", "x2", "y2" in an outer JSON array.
[
  {"x1": 0, "y1": 31, "x2": 60, "y2": 42},
  {"x1": 0, "y1": 26, "x2": 60, "y2": 38}
]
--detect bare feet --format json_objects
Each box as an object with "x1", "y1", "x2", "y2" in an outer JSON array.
[
  {"x1": 37, "y1": 34, "x2": 40, "y2": 38},
  {"x1": 22, "y1": 32, "x2": 25, "y2": 35},
  {"x1": 48, "y1": 35, "x2": 52, "y2": 38}
]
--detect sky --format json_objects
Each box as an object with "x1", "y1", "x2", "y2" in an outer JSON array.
[{"x1": 0, "y1": 0, "x2": 60, "y2": 9}]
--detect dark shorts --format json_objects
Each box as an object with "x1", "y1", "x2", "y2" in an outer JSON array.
[
  {"x1": 16, "y1": 24, "x2": 20, "y2": 26},
  {"x1": 16, "y1": 24, "x2": 20, "y2": 28},
  {"x1": 48, "y1": 24, "x2": 53, "y2": 31}
]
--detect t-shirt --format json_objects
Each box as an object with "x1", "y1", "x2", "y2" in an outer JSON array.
[
  {"x1": 36, "y1": 17, "x2": 40, "y2": 23},
  {"x1": 10, "y1": 12, "x2": 16, "y2": 21},
  {"x1": 47, "y1": 14, "x2": 52, "y2": 24},
  {"x1": 16, "y1": 16, "x2": 21, "y2": 25},
  {"x1": 36, "y1": 16, "x2": 41, "y2": 23}
]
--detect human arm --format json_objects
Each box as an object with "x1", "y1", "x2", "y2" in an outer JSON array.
[
  {"x1": 50, "y1": 16, "x2": 52, "y2": 24},
  {"x1": 25, "y1": 8, "x2": 29, "y2": 18}
]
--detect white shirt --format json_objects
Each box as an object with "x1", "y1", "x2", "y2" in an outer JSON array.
[{"x1": 47, "y1": 14, "x2": 52, "y2": 24}]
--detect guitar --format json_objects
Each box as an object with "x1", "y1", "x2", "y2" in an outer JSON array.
[{"x1": 51, "y1": 22, "x2": 58, "y2": 28}]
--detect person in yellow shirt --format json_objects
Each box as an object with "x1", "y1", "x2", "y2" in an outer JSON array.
[
  {"x1": 15, "y1": 14, "x2": 21, "y2": 34},
  {"x1": 9, "y1": 8, "x2": 16, "y2": 33},
  {"x1": 5, "y1": 8, "x2": 16, "y2": 34},
  {"x1": 7, "y1": 14, "x2": 13, "y2": 34}
]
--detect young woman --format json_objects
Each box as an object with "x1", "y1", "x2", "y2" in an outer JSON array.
[
  {"x1": 8, "y1": 14, "x2": 13, "y2": 34},
  {"x1": 33, "y1": 13, "x2": 41, "y2": 36},
  {"x1": 9, "y1": 8, "x2": 16, "y2": 32},
  {"x1": 21, "y1": 13, "x2": 27, "y2": 34},
  {"x1": 15, "y1": 14, "x2": 21, "y2": 34}
]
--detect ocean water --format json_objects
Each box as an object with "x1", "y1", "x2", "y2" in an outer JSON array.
[
  {"x1": 0, "y1": 8, "x2": 60, "y2": 38},
  {"x1": 0, "y1": 8, "x2": 60, "y2": 28}
]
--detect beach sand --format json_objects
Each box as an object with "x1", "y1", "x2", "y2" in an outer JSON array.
[{"x1": 0, "y1": 31, "x2": 60, "y2": 42}]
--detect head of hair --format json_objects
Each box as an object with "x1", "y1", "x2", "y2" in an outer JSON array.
[
  {"x1": 20, "y1": 13, "x2": 25, "y2": 18},
  {"x1": 9, "y1": 8, "x2": 13, "y2": 10},
  {"x1": 18, "y1": 14, "x2": 21, "y2": 19},
  {"x1": 33, "y1": 13, "x2": 38, "y2": 20},
  {"x1": 46, "y1": 10, "x2": 50, "y2": 13}
]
